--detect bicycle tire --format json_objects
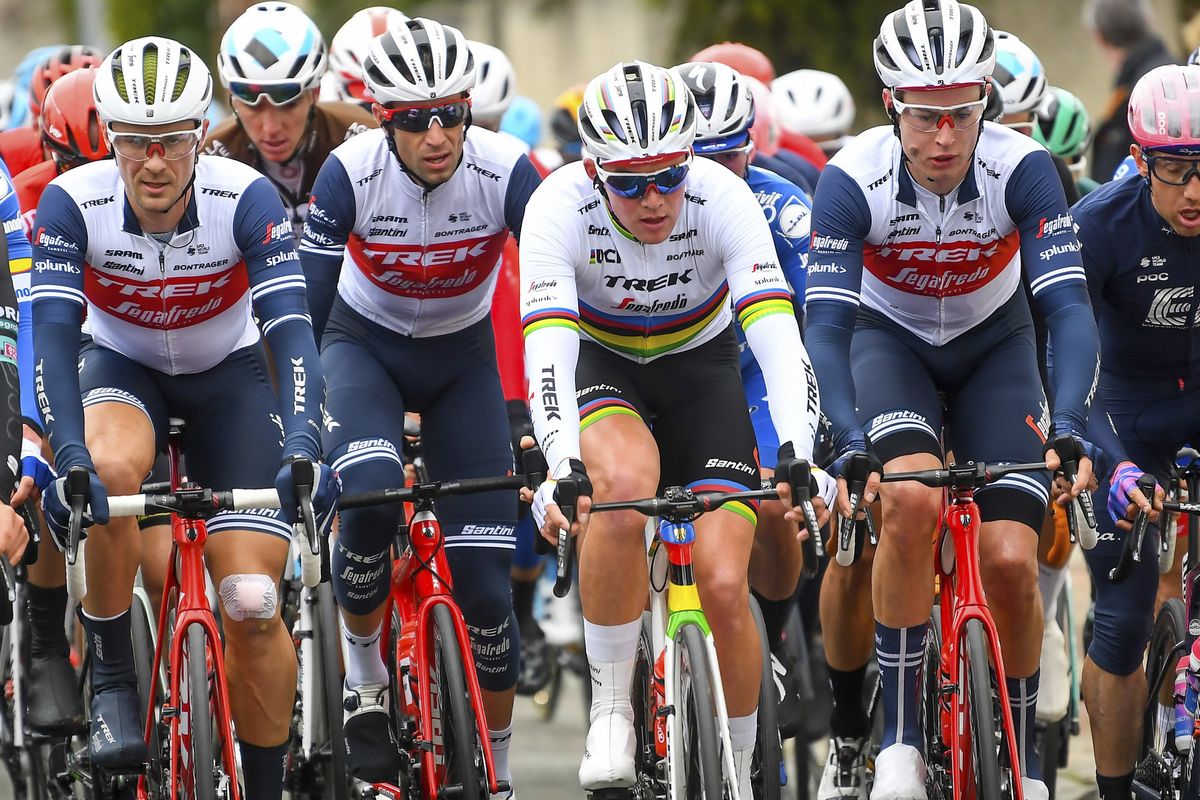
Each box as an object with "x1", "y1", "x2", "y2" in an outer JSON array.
[
  {"x1": 1135, "y1": 597, "x2": 1187, "y2": 798},
  {"x1": 963, "y1": 619, "x2": 1003, "y2": 800},
  {"x1": 749, "y1": 596, "x2": 782, "y2": 800},
  {"x1": 676, "y1": 622, "x2": 724, "y2": 799},
  {"x1": 131, "y1": 593, "x2": 164, "y2": 798},
  {"x1": 184, "y1": 623, "x2": 216, "y2": 800},
  {"x1": 630, "y1": 614, "x2": 656, "y2": 784},
  {"x1": 314, "y1": 583, "x2": 350, "y2": 800},
  {"x1": 430, "y1": 603, "x2": 484, "y2": 800},
  {"x1": 920, "y1": 606, "x2": 948, "y2": 800}
]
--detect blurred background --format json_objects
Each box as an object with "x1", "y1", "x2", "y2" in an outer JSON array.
[{"x1": 0, "y1": 0, "x2": 1192, "y2": 143}]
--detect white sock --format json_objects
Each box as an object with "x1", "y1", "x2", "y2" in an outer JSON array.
[
  {"x1": 489, "y1": 723, "x2": 513, "y2": 789},
  {"x1": 583, "y1": 619, "x2": 642, "y2": 724},
  {"x1": 728, "y1": 711, "x2": 758, "y2": 753},
  {"x1": 1037, "y1": 563, "x2": 1067, "y2": 624},
  {"x1": 341, "y1": 618, "x2": 389, "y2": 688}
]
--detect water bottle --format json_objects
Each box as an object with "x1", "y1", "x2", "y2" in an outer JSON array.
[
  {"x1": 654, "y1": 651, "x2": 668, "y2": 758},
  {"x1": 1175, "y1": 654, "x2": 1192, "y2": 752}
]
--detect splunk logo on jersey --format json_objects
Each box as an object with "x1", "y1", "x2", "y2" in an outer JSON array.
[
  {"x1": 34, "y1": 259, "x2": 80, "y2": 275},
  {"x1": 87, "y1": 268, "x2": 250, "y2": 329},
  {"x1": 811, "y1": 232, "x2": 850, "y2": 252},
  {"x1": 1143, "y1": 286, "x2": 1197, "y2": 329},
  {"x1": 1035, "y1": 213, "x2": 1073, "y2": 239},
  {"x1": 589, "y1": 248, "x2": 621, "y2": 265},
  {"x1": 612, "y1": 293, "x2": 687, "y2": 314},
  {"x1": 265, "y1": 250, "x2": 299, "y2": 268},
  {"x1": 349, "y1": 232, "x2": 505, "y2": 299},
  {"x1": 34, "y1": 227, "x2": 78, "y2": 254},
  {"x1": 1038, "y1": 242, "x2": 1080, "y2": 262}
]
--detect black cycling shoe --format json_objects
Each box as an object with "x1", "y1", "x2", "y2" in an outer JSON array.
[
  {"x1": 770, "y1": 645, "x2": 804, "y2": 740},
  {"x1": 27, "y1": 652, "x2": 85, "y2": 734},
  {"x1": 343, "y1": 683, "x2": 401, "y2": 783},
  {"x1": 89, "y1": 685, "x2": 147, "y2": 769},
  {"x1": 517, "y1": 620, "x2": 552, "y2": 696}
]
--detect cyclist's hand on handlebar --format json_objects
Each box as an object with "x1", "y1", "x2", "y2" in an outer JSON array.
[
  {"x1": 533, "y1": 459, "x2": 592, "y2": 543},
  {"x1": 517, "y1": 435, "x2": 539, "y2": 505},
  {"x1": 831, "y1": 448, "x2": 882, "y2": 519},
  {"x1": 275, "y1": 456, "x2": 341, "y2": 530},
  {"x1": 0, "y1": 503, "x2": 27, "y2": 566},
  {"x1": 1108, "y1": 460, "x2": 1163, "y2": 532},
  {"x1": 1044, "y1": 433, "x2": 1096, "y2": 506},
  {"x1": 11, "y1": 426, "x2": 53, "y2": 508},
  {"x1": 42, "y1": 468, "x2": 108, "y2": 551},
  {"x1": 776, "y1": 467, "x2": 835, "y2": 531}
]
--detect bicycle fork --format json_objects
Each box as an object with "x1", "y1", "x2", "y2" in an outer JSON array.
[
  {"x1": 652, "y1": 519, "x2": 741, "y2": 800},
  {"x1": 938, "y1": 503, "x2": 1024, "y2": 800}
]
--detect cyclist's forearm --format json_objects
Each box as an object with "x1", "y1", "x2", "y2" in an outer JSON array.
[
  {"x1": 262, "y1": 317, "x2": 324, "y2": 462},
  {"x1": 524, "y1": 324, "x2": 581, "y2": 476},
  {"x1": 1042, "y1": 292, "x2": 1100, "y2": 437},
  {"x1": 31, "y1": 312, "x2": 90, "y2": 473},
  {"x1": 804, "y1": 301, "x2": 865, "y2": 455},
  {"x1": 741, "y1": 310, "x2": 819, "y2": 461}
]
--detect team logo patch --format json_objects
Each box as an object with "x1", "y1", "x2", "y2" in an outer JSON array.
[{"x1": 347, "y1": 232, "x2": 506, "y2": 299}]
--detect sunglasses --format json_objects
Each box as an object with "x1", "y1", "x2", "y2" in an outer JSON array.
[
  {"x1": 107, "y1": 127, "x2": 202, "y2": 161},
  {"x1": 1145, "y1": 154, "x2": 1200, "y2": 186},
  {"x1": 595, "y1": 158, "x2": 691, "y2": 199},
  {"x1": 378, "y1": 99, "x2": 471, "y2": 133},
  {"x1": 891, "y1": 97, "x2": 988, "y2": 133},
  {"x1": 228, "y1": 81, "x2": 306, "y2": 107}
]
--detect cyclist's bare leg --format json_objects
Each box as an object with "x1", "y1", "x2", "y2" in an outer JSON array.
[
  {"x1": 748, "y1": 467, "x2": 801, "y2": 601},
  {"x1": 578, "y1": 413, "x2": 659, "y2": 625},
  {"x1": 204, "y1": 531, "x2": 294, "y2": 744},
  {"x1": 82, "y1": 402, "x2": 156, "y2": 617},
  {"x1": 873, "y1": 453, "x2": 941, "y2": 629},
  {"x1": 821, "y1": 534, "x2": 876, "y2": 723},
  {"x1": 693, "y1": 508, "x2": 759, "y2": 716},
  {"x1": 139, "y1": 523, "x2": 171, "y2": 621},
  {"x1": 1081, "y1": 659, "x2": 1143, "y2": 777},
  {"x1": 978, "y1": 520, "x2": 1042, "y2": 674}
]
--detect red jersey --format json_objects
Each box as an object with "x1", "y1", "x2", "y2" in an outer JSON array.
[
  {"x1": 778, "y1": 129, "x2": 827, "y2": 171},
  {"x1": 14, "y1": 159, "x2": 57, "y2": 238},
  {"x1": 0, "y1": 128, "x2": 45, "y2": 179}
]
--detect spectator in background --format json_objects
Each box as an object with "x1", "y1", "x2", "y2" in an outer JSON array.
[{"x1": 1085, "y1": 0, "x2": 1175, "y2": 181}]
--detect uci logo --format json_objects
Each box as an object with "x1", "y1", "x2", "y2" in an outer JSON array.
[{"x1": 589, "y1": 248, "x2": 621, "y2": 265}]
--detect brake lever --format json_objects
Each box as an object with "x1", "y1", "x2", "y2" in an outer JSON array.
[
  {"x1": 553, "y1": 478, "x2": 577, "y2": 598},
  {"x1": 1052, "y1": 435, "x2": 1097, "y2": 529},
  {"x1": 1128, "y1": 473, "x2": 1159, "y2": 566},
  {"x1": 836, "y1": 453, "x2": 873, "y2": 567},
  {"x1": 782, "y1": 459, "x2": 823, "y2": 579}
]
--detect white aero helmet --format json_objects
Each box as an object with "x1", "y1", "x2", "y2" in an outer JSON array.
[
  {"x1": 672, "y1": 61, "x2": 754, "y2": 151},
  {"x1": 772, "y1": 69, "x2": 856, "y2": 139},
  {"x1": 362, "y1": 17, "x2": 475, "y2": 104},
  {"x1": 217, "y1": 2, "x2": 327, "y2": 92},
  {"x1": 328, "y1": 6, "x2": 409, "y2": 101},
  {"x1": 873, "y1": 0, "x2": 995, "y2": 90},
  {"x1": 991, "y1": 31, "x2": 1047, "y2": 115},
  {"x1": 578, "y1": 61, "x2": 697, "y2": 165},
  {"x1": 468, "y1": 41, "x2": 515, "y2": 123},
  {"x1": 94, "y1": 37, "x2": 213, "y2": 126}
]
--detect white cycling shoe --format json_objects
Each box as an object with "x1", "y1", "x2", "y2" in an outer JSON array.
[
  {"x1": 870, "y1": 744, "x2": 927, "y2": 800},
  {"x1": 818, "y1": 736, "x2": 868, "y2": 799},
  {"x1": 1036, "y1": 620, "x2": 1070, "y2": 723},
  {"x1": 1021, "y1": 777, "x2": 1050, "y2": 800},
  {"x1": 578, "y1": 710, "x2": 636, "y2": 790}
]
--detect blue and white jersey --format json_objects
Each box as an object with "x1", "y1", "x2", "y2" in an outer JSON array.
[
  {"x1": 31, "y1": 156, "x2": 323, "y2": 472},
  {"x1": 0, "y1": 159, "x2": 36, "y2": 427},
  {"x1": 804, "y1": 123, "x2": 1099, "y2": 454},
  {"x1": 300, "y1": 126, "x2": 540, "y2": 339},
  {"x1": 1112, "y1": 154, "x2": 1138, "y2": 182}
]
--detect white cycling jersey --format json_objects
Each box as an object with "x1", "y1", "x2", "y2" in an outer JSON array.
[{"x1": 521, "y1": 156, "x2": 819, "y2": 474}]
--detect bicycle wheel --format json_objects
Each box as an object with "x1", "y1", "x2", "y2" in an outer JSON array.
[
  {"x1": 131, "y1": 593, "x2": 164, "y2": 798},
  {"x1": 429, "y1": 603, "x2": 484, "y2": 800},
  {"x1": 676, "y1": 622, "x2": 724, "y2": 799},
  {"x1": 962, "y1": 619, "x2": 1003, "y2": 800},
  {"x1": 314, "y1": 583, "x2": 350, "y2": 800},
  {"x1": 1136, "y1": 597, "x2": 1186, "y2": 797},
  {"x1": 749, "y1": 597, "x2": 782, "y2": 800},
  {"x1": 630, "y1": 614, "x2": 656, "y2": 786},
  {"x1": 183, "y1": 623, "x2": 216, "y2": 800},
  {"x1": 920, "y1": 606, "x2": 948, "y2": 800}
]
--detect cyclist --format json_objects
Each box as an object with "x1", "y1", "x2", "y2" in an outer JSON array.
[
  {"x1": 319, "y1": 5, "x2": 410, "y2": 108},
  {"x1": 805, "y1": 3, "x2": 1099, "y2": 799},
  {"x1": 1069, "y1": 63, "x2": 1200, "y2": 800},
  {"x1": 0, "y1": 46, "x2": 103, "y2": 176},
  {"x1": 1033, "y1": 87, "x2": 1100, "y2": 196},
  {"x1": 522, "y1": 60, "x2": 825, "y2": 798},
  {"x1": 10, "y1": 67, "x2": 109, "y2": 737},
  {"x1": 208, "y1": 2, "x2": 374, "y2": 240},
  {"x1": 298, "y1": 18, "x2": 540, "y2": 792},
  {"x1": 0, "y1": 208, "x2": 29, "y2": 568},
  {"x1": 30, "y1": 37, "x2": 334, "y2": 799},
  {"x1": 675, "y1": 57, "x2": 818, "y2": 735},
  {"x1": 772, "y1": 69, "x2": 857, "y2": 157}
]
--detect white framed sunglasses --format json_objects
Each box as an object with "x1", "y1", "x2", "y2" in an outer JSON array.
[
  {"x1": 891, "y1": 97, "x2": 988, "y2": 133},
  {"x1": 107, "y1": 126, "x2": 203, "y2": 161}
]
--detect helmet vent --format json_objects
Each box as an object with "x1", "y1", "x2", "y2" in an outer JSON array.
[
  {"x1": 172, "y1": 49, "x2": 191, "y2": 102},
  {"x1": 143, "y1": 42, "x2": 158, "y2": 104}
]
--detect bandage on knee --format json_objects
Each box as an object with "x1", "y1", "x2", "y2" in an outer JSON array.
[{"x1": 218, "y1": 574, "x2": 278, "y2": 622}]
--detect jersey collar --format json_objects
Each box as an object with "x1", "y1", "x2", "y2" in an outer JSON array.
[
  {"x1": 121, "y1": 186, "x2": 200, "y2": 237},
  {"x1": 895, "y1": 150, "x2": 981, "y2": 207}
]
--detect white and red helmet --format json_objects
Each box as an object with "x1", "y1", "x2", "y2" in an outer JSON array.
[{"x1": 1128, "y1": 64, "x2": 1200, "y2": 154}]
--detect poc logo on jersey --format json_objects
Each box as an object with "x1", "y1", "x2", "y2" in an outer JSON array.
[
  {"x1": 589, "y1": 248, "x2": 621, "y2": 265},
  {"x1": 1035, "y1": 213, "x2": 1073, "y2": 239},
  {"x1": 1137, "y1": 272, "x2": 1169, "y2": 283},
  {"x1": 811, "y1": 232, "x2": 850, "y2": 252}
]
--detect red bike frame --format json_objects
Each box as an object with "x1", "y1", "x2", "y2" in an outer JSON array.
[
  {"x1": 934, "y1": 483, "x2": 1024, "y2": 800},
  {"x1": 138, "y1": 430, "x2": 241, "y2": 800},
  {"x1": 372, "y1": 506, "x2": 502, "y2": 798}
]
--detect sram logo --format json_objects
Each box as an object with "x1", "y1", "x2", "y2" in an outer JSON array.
[{"x1": 347, "y1": 232, "x2": 506, "y2": 298}]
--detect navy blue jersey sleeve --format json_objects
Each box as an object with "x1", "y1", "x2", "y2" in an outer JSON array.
[
  {"x1": 0, "y1": 160, "x2": 36, "y2": 429},
  {"x1": 804, "y1": 164, "x2": 873, "y2": 455},
  {"x1": 503, "y1": 155, "x2": 541, "y2": 243},
  {"x1": 299, "y1": 155, "x2": 356, "y2": 339},
  {"x1": 1006, "y1": 149, "x2": 1099, "y2": 438},
  {"x1": 29, "y1": 184, "x2": 90, "y2": 472},
  {"x1": 234, "y1": 178, "x2": 323, "y2": 462}
]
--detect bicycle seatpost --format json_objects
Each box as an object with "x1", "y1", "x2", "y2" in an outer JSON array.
[
  {"x1": 553, "y1": 478, "x2": 577, "y2": 598},
  {"x1": 836, "y1": 452, "x2": 874, "y2": 567},
  {"x1": 781, "y1": 458, "x2": 823, "y2": 578}
]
